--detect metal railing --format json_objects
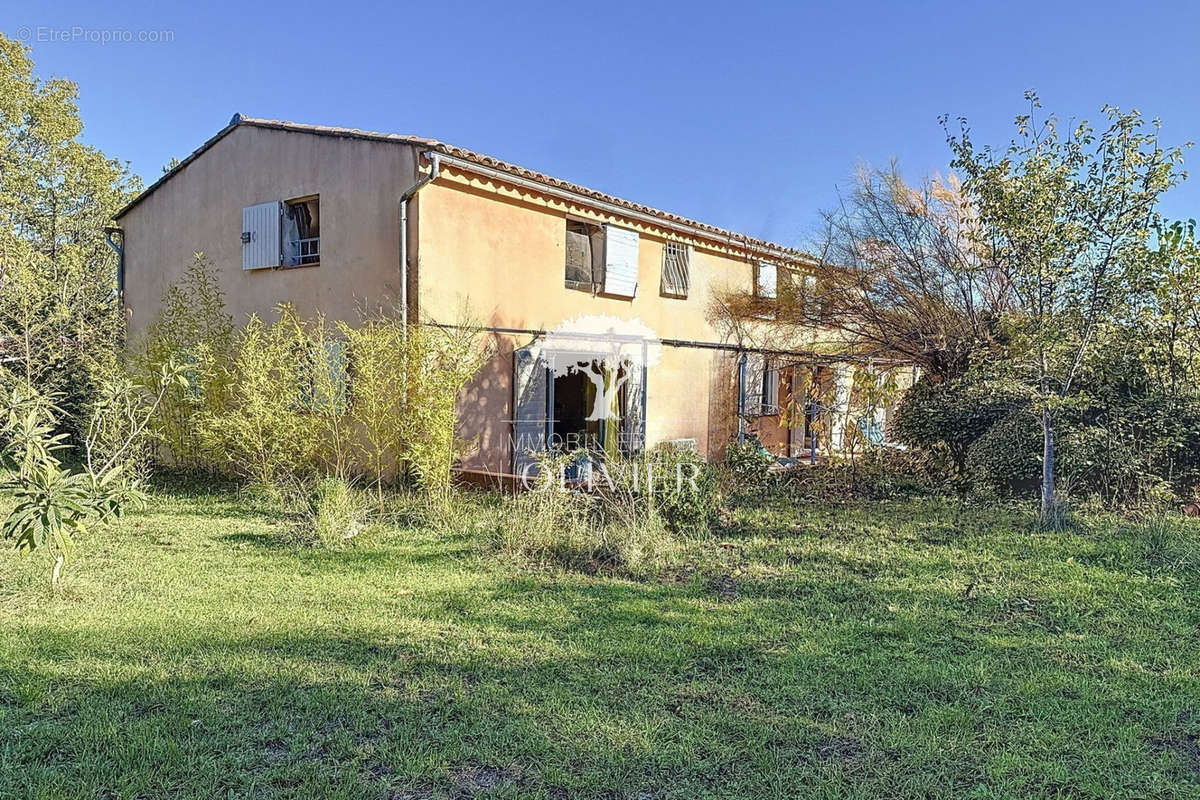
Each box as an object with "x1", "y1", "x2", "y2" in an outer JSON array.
[{"x1": 290, "y1": 237, "x2": 320, "y2": 266}]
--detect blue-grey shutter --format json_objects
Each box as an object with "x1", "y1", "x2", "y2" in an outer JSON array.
[
  {"x1": 242, "y1": 201, "x2": 281, "y2": 270},
  {"x1": 321, "y1": 339, "x2": 348, "y2": 414},
  {"x1": 512, "y1": 341, "x2": 549, "y2": 475},
  {"x1": 763, "y1": 359, "x2": 780, "y2": 414},
  {"x1": 620, "y1": 361, "x2": 646, "y2": 455},
  {"x1": 603, "y1": 225, "x2": 639, "y2": 297}
]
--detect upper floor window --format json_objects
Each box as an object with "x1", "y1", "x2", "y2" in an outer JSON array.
[
  {"x1": 241, "y1": 194, "x2": 320, "y2": 270},
  {"x1": 283, "y1": 196, "x2": 320, "y2": 267},
  {"x1": 755, "y1": 262, "x2": 777, "y2": 299},
  {"x1": 660, "y1": 241, "x2": 690, "y2": 298},
  {"x1": 565, "y1": 218, "x2": 605, "y2": 292},
  {"x1": 564, "y1": 219, "x2": 639, "y2": 298}
]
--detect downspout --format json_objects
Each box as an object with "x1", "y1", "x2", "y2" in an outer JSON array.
[
  {"x1": 399, "y1": 152, "x2": 441, "y2": 331},
  {"x1": 103, "y1": 226, "x2": 125, "y2": 304},
  {"x1": 736, "y1": 351, "x2": 747, "y2": 442}
]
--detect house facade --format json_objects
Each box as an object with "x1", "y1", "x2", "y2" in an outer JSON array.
[{"x1": 116, "y1": 115, "x2": 905, "y2": 478}]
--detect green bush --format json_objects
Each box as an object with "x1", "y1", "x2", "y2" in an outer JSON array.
[
  {"x1": 963, "y1": 410, "x2": 1042, "y2": 498},
  {"x1": 302, "y1": 476, "x2": 370, "y2": 549},
  {"x1": 721, "y1": 437, "x2": 776, "y2": 496},
  {"x1": 893, "y1": 375, "x2": 1030, "y2": 481},
  {"x1": 203, "y1": 306, "x2": 314, "y2": 489},
  {"x1": 645, "y1": 444, "x2": 718, "y2": 536},
  {"x1": 138, "y1": 274, "x2": 492, "y2": 499},
  {"x1": 134, "y1": 254, "x2": 234, "y2": 471}
]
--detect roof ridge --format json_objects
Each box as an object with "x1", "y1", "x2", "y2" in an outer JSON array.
[{"x1": 117, "y1": 115, "x2": 813, "y2": 262}]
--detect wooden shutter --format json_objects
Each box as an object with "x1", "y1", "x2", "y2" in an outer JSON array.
[
  {"x1": 603, "y1": 225, "x2": 639, "y2": 298},
  {"x1": 589, "y1": 226, "x2": 606, "y2": 289},
  {"x1": 565, "y1": 222, "x2": 593, "y2": 289},
  {"x1": 242, "y1": 201, "x2": 281, "y2": 270}
]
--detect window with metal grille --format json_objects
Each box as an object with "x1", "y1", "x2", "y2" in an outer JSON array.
[{"x1": 660, "y1": 241, "x2": 690, "y2": 297}]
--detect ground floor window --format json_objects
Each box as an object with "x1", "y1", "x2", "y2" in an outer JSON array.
[{"x1": 550, "y1": 360, "x2": 630, "y2": 457}]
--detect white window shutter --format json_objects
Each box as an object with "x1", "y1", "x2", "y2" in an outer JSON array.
[
  {"x1": 756, "y1": 262, "x2": 777, "y2": 298},
  {"x1": 603, "y1": 225, "x2": 639, "y2": 298},
  {"x1": 242, "y1": 201, "x2": 281, "y2": 270}
]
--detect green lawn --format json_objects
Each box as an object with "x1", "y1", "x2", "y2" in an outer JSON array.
[{"x1": 2, "y1": 484, "x2": 1200, "y2": 799}]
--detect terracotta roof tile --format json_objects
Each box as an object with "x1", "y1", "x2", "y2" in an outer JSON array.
[{"x1": 117, "y1": 114, "x2": 812, "y2": 264}]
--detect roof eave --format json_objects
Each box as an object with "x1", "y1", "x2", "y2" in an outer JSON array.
[{"x1": 113, "y1": 115, "x2": 816, "y2": 266}]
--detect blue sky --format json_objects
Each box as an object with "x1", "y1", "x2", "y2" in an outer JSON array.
[{"x1": 6, "y1": 0, "x2": 1200, "y2": 247}]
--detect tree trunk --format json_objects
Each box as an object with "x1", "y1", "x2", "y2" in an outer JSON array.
[
  {"x1": 1040, "y1": 408, "x2": 1061, "y2": 528},
  {"x1": 51, "y1": 554, "x2": 64, "y2": 590}
]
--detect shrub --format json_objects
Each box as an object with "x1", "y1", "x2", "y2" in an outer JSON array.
[
  {"x1": 721, "y1": 436, "x2": 776, "y2": 497},
  {"x1": 963, "y1": 410, "x2": 1042, "y2": 498},
  {"x1": 398, "y1": 319, "x2": 493, "y2": 495},
  {"x1": 339, "y1": 315, "x2": 406, "y2": 492},
  {"x1": 134, "y1": 254, "x2": 234, "y2": 470},
  {"x1": 304, "y1": 316, "x2": 355, "y2": 480},
  {"x1": 893, "y1": 375, "x2": 1030, "y2": 482},
  {"x1": 643, "y1": 444, "x2": 718, "y2": 536},
  {"x1": 301, "y1": 476, "x2": 370, "y2": 549},
  {"x1": 203, "y1": 306, "x2": 314, "y2": 489},
  {"x1": 783, "y1": 447, "x2": 941, "y2": 502},
  {"x1": 1, "y1": 366, "x2": 182, "y2": 587},
  {"x1": 137, "y1": 272, "x2": 491, "y2": 498}
]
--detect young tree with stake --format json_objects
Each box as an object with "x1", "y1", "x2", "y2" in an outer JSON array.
[{"x1": 946, "y1": 92, "x2": 1188, "y2": 526}]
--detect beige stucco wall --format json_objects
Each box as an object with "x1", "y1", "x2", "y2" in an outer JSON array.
[
  {"x1": 121, "y1": 126, "x2": 820, "y2": 472},
  {"x1": 119, "y1": 125, "x2": 420, "y2": 340},
  {"x1": 414, "y1": 165, "x2": 758, "y2": 338},
  {"x1": 415, "y1": 167, "x2": 801, "y2": 469},
  {"x1": 455, "y1": 334, "x2": 741, "y2": 472}
]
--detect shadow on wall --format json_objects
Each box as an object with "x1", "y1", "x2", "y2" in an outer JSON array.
[{"x1": 455, "y1": 324, "x2": 516, "y2": 475}]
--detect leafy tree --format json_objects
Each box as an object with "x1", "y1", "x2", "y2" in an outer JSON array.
[
  {"x1": 339, "y1": 312, "x2": 407, "y2": 495},
  {"x1": 134, "y1": 254, "x2": 235, "y2": 469},
  {"x1": 946, "y1": 93, "x2": 1187, "y2": 525},
  {"x1": 0, "y1": 33, "x2": 138, "y2": 431},
  {"x1": 1134, "y1": 219, "x2": 1200, "y2": 399},
  {"x1": 204, "y1": 305, "x2": 314, "y2": 489},
  {"x1": 814, "y1": 164, "x2": 1008, "y2": 382},
  {"x1": 1, "y1": 364, "x2": 184, "y2": 588},
  {"x1": 399, "y1": 318, "x2": 493, "y2": 498}
]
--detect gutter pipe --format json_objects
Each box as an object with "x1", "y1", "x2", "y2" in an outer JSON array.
[
  {"x1": 103, "y1": 226, "x2": 125, "y2": 304},
  {"x1": 399, "y1": 152, "x2": 442, "y2": 331}
]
